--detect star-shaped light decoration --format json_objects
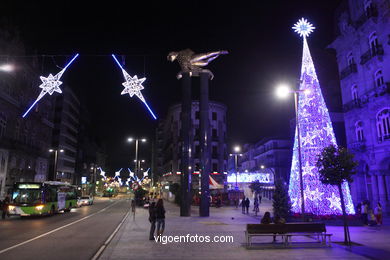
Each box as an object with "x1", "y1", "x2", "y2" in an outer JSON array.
[
  {"x1": 112, "y1": 54, "x2": 157, "y2": 120},
  {"x1": 292, "y1": 18, "x2": 315, "y2": 38},
  {"x1": 291, "y1": 197, "x2": 301, "y2": 208},
  {"x1": 304, "y1": 185, "x2": 315, "y2": 201},
  {"x1": 22, "y1": 54, "x2": 79, "y2": 118},
  {"x1": 121, "y1": 70, "x2": 146, "y2": 103},
  {"x1": 326, "y1": 192, "x2": 342, "y2": 211},
  {"x1": 302, "y1": 161, "x2": 316, "y2": 177},
  {"x1": 301, "y1": 133, "x2": 315, "y2": 146},
  {"x1": 310, "y1": 188, "x2": 325, "y2": 202}
]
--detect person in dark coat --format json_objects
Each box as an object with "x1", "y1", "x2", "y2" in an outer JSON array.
[
  {"x1": 2, "y1": 195, "x2": 10, "y2": 219},
  {"x1": 155, "y1": 199, "x2": 166, "y2": 236},
  {"x1": 245, "y1": 198, "x2": 250, "y2": 214},
  {"x1": 241, "y1": 196, "x2": 246, "y2": 214},
  {"x1": 148, "y1": 202, "x2": 157, "y2": 240}
]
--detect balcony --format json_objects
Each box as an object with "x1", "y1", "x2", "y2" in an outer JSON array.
[
  {"x1": 354, "y1": 7, "x2": 378, "y2": 28},
  {"x1": 349, "y1": 141, "x2": 366, "y2": 152},
  {"x1": 378, "y1": 134, "x2": 390, "y2": 143},
  {"x1": 344, "y1": 83, "x2": 389, "y2": 112},
  {"x1": 343, "y1": 99, "x2": 362, "y2": 112},
  {"x1": 340, "y1": 64, "x2": 357, "y2": 80},
  {"x1": 360, "y1": 45, "x2": 384, "y2": 65}
]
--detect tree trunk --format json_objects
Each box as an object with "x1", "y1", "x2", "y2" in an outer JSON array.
[{"x1": 338, "y1": 183, "x2": 351, "y2": 245}]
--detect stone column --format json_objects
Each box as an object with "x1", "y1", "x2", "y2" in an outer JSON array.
[
  {"x1": 371, "y1": 174, "x2": 379, "y2": 206},
  {"x1": 199, "y1": 71, "x2": 211, "y2": 217},
  {"x1": 377, "y1": 175, "x2": 387, "y2": 210},
  {"x1": 180, "y1": 72, "x2": 192, "y2": 217}
]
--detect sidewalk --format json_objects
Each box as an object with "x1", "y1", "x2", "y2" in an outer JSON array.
[{"x1": 98, "y1": 200, "x2": 389, "y2": 260}]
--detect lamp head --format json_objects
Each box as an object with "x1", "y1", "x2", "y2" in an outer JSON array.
[{"x1": 276, "y1": 84, "x2": 291, "y2": 99}]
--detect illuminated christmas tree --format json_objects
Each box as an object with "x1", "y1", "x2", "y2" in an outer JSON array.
[{"x1": 288, "y1": 18, "x2": 355, "y2": 215}]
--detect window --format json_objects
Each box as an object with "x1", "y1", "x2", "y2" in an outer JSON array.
[
  {"x1": 364, "y1": 0, "x2": 374, "y2": 17},
  {"x1": 0, "y1": 113, "x2": 6, "y2": 139},
  {"x1": 351, "y1": 85, "x2": 359, "y2": 102},
  {"x1": 375, "y1": 70, "x2": 384, "y2": 87},
  {"x1": 355, "y1": 121, "x2": 364, "y2": 142},
  {"x1": 212, "y1": 128, "x2": 217, "y2": 138},
  {"x1": 377, "y1": 108, "x2": 390, "y2": 141},
  {"x1": 14, "y1": 120, "x2": 20, "y2": 140},
  {"x1": 212, "y1": 163, "x2": 218, "y2": 172},
  {"x1": 347, "y1": 52, "x2": 355, "y2": 66},
  {"x1": 212, "y1": 112, "x2": 217, "y2": 121},
  {"x1": 212, "y1": 146, "x2": 218, "y2": 155},
  {"x1": 369, "y1": 32, "x2": 379, "y2": 54}
]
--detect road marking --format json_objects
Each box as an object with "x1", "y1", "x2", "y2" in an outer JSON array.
[
  {"x1": 91, "y1": 207, "x2": 131, "y2": 260},
  {"x1": 0, "y1": 200, "x2": 121, "y2": 255}
]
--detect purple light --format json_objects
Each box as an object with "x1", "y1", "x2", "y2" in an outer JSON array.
[{"x1": 288, "y1": 32, "x2": 355, "y2": 215}]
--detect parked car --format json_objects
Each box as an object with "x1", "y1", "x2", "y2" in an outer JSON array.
[{"x1": 77, "y1": 195, "x2": 94, "y2": 207}]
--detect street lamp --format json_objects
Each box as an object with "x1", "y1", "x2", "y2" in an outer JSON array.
[
  {"x1": 229, "y1": 145, "x2": 242, "y2": 189},
  {"x1": 127, "y1": 137, "x2": 147, "y2": 178},
  {"x1": 49, "y1": 148, "x2": 64, "y2": 181},
  {"x1": 0, "y1": 63, "x2": 15, "y2": 72},
  {"x1": 276, "y1": 83, "x2": 308, "y2": 218}
]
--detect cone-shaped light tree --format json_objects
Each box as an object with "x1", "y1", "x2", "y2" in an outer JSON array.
[{"x1": 288, "y1": 18, "x2": 355, "y2": 215}]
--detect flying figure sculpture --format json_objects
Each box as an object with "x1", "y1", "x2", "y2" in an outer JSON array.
[{"x1": 167, "y1": 49, "x2": 228, "y2": 79}]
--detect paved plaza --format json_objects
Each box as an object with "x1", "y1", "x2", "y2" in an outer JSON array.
[{"x1": 99, "y1": 199, "x2": 390, "y2": 260}]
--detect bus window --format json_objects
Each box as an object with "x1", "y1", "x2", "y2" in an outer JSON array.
[{"x1": 13, "y1": 189, "x2": 42, "y2": 204}]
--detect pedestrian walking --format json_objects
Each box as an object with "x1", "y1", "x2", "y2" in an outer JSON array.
[
  {"x1": 253, "y1": 197, "x2": 259, "y2": 216},
  {"x1": 245, "y1": 198, "x2": 250, "y2": 214},
  {"x1": 148, "y1": 202, "x2": 157, "y2": 240},
  {"x1": 155, "y1": 199, "x2": 165, "y2": 236},
  {"x1": 375, "y1": 202, "x2": 383, "y2": 225},
  {"x1": 2, "y1": 195, "x2": 10, "y2": 219},
  {"x1": 131, "y1": 199, "x2": 136, "y2": 220},
  {"x1": 240, "y1": 196, "x2": 246, "y2": 214},
  {"x1": 361, "y1": 201, "x2": 368, "y2": 225},
  {"x1": 259, "y1": 195, "x2": 262, "y2": 204}
]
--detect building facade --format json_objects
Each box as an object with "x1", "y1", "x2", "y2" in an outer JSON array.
[
  {"x1": 51, "y1": 86, "x2": 80, "y2": 184},
  {"x1": 235, "y1": 138, "x2": 292, "y2": 183},
  {"x1": 329, "y1": 0, "x2": 390, "y2": 213},
  {"x1": 156, "y1": 101, "x2": 228, "y2": 189},
  {"x1": 0, "y1": 28, "x2": 54, "y2": 198}
]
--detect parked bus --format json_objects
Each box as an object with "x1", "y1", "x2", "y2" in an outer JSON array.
[{"x1": 8, "y1": 181, "x2": 78, "y2": 216}]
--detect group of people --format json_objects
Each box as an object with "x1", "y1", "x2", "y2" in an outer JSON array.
[
  {"x1": 357, "y1": 201, "x2": 382, "y2": 226},
  {"x1": 260, "y1": 211, "x2": 286, "y2": 242},
  {"x1": 148, "y1": 199, "x2": 166, "y2": 240},
  {"x1": 240, "y1": 194, "x2": 262, "y2": 215}
]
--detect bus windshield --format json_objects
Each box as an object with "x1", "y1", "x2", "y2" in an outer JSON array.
[{"x1": 12, "y1": 189, "x2": 42, "y2": 204}]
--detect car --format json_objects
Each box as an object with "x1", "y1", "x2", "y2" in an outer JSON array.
[{"x1": 77, "y1": 195, "x2": 94, "y2": 207}]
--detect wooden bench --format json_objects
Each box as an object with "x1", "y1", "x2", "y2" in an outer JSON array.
[{"x1": 245, "y1": 223, "x2": 332, "y2": 248}]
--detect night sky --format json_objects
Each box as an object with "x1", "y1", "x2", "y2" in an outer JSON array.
[{"x1": 2, "y1": 0, "x2": 343, "y2": 173}]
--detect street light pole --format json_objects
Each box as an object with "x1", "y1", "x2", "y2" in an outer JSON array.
[
  {"x1": 276, "y1": 84, "x2": 307, "y2": 220},
  {"x1": 135, "y1": 139, "x2": 139, "y2": 178},
  {"x1": 294, "y1": 91, "x2": 305, "y2": 218},
  {"x1": 128, "y1": 137, "x2": 146, "y2": 179},
  {"x1": 234, "y1": 154, "x2": 238, "y2": 188}
]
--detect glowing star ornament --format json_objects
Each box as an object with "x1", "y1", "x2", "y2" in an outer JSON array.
[
  {"x1": 292, "y1": 18, "x2": 315, "y2": 38},
  {"x1": 112, "y1": 54, "x2": 157, "y2": 120},
  {"x1": 288, "y1": 19, "x2": 354, "y2": 215},
  {"x1": 327, "y1": 192, "x2": 342, "y2": 211},
  {"x1": 121, "y1": 73, "x2": 146, "y2": 102},
  {"x1": 302, "y1": 161, "x2": 315, "y2": 177},
  {"x1": 22, "y1": 54, "x2": 79, "y2": 118}
]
